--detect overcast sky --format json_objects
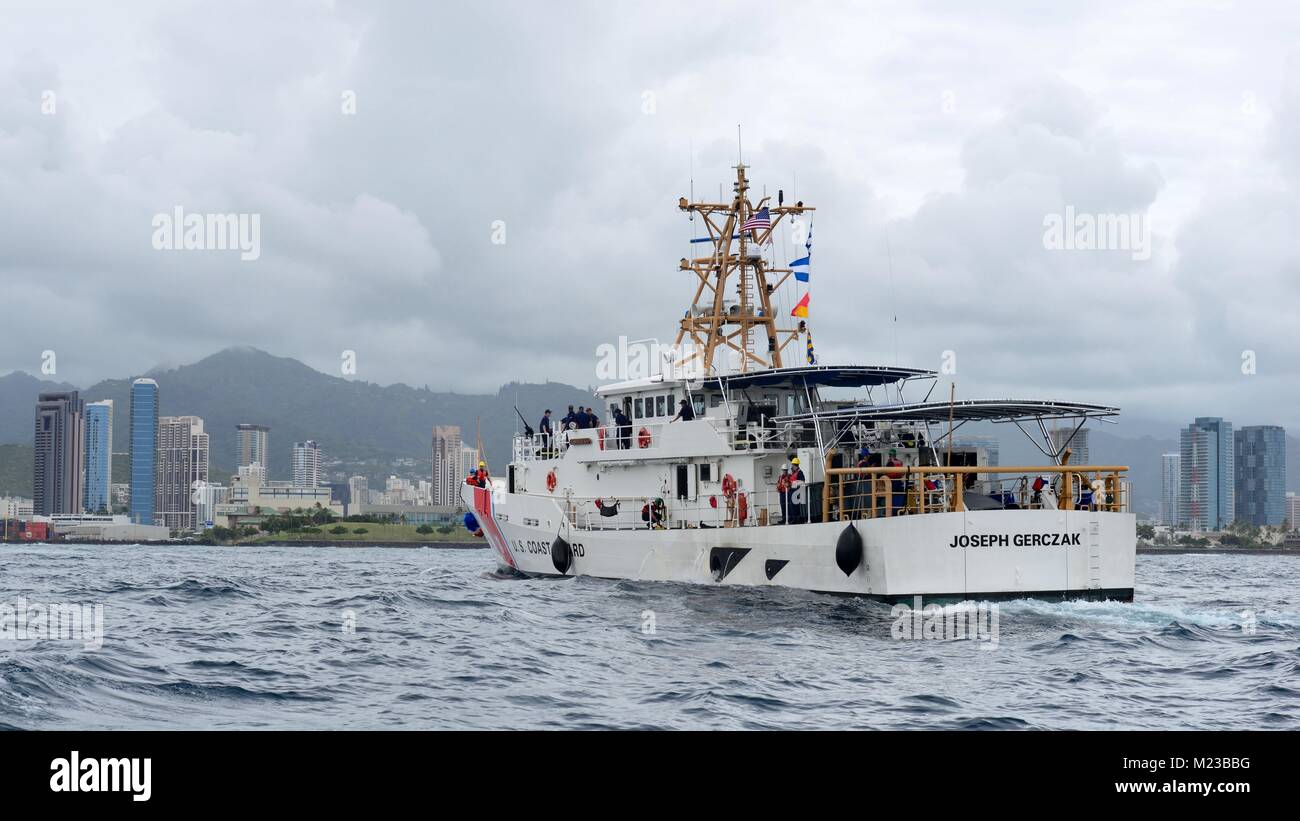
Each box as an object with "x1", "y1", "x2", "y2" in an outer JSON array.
[{"x1": 2, "y1": 1, "x2": 1298, "y2": 429}]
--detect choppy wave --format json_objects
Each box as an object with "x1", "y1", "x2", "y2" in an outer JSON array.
[{"x1": 0, "y1": 545, "x2": 1297, "y2": 729}]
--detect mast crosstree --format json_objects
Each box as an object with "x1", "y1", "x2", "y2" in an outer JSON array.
[{"x1": 674, "y1": 164, "x2": 814, "y2": 375}]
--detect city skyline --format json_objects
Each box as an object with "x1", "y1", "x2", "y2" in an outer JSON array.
[{"x1": 10, "y1": 365, "x2": 1297, "y2": 533}]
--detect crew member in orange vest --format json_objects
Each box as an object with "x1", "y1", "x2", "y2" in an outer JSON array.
[
  {"x1": 788, "y1": 457, "x2": 807, "y2": 524},
  {"x1": 474, "y1": 461, "x2": 490, "y2": 488},
  {"x1": 776, "y1": 464, "x2": 792, "y2": 524},
  {"x1": 885, "y1": 449, "x2": 906, "y2": 513}
]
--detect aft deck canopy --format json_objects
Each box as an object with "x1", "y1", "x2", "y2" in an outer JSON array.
[
  {"x1": 711, "y1": 365, "x2": 935, "y2": 391},
  {"x1": 596, "y1": 364, "x2": 936, "y2": 397},
  {"x1": 774, "y1": 398, "x2": 1120, "y2": 425}
]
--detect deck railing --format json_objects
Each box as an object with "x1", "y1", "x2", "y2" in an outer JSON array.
[
  {"x1": 511, "y1": 418, "x2": 819, "y2": 462},
  {"x1": 822, "y1": 465, "x2": 1130, "y2": 522},
  {"x1": 562, "y1": 487, "x2": 796, "y2": 531}
]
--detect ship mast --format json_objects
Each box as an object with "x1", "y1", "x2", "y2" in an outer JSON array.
[{"x1": 675, "y1": 164, "x2": 814, "y2": 375}]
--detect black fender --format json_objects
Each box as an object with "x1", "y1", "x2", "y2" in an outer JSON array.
[
  {"x1": 551, "y1": 534, "x2": 573, "y2": 575},
  {"x1": 836, "y1": 524, "x2": 863, "y2": 576}
]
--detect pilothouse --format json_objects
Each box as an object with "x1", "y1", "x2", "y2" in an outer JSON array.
[{"x1": 465, "y1": 164, "x2": 1136, "y2": 603}]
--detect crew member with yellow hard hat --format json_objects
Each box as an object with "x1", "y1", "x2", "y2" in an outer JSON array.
[{"x1": 788, "y1": 457, "x2": 807, "y2": 524}]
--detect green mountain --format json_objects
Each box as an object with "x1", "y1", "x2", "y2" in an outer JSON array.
[
  {"x1": 0, "y1": 371, "x2": 79, "y2": 444},
  {"x1": 0, "y1": 348, "x2": 595, "y2": 485},
  {"x1": 0, "y1": 443, "x2": 33, "y2": 497}
]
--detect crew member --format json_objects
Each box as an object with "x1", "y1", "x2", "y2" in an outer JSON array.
[
  {"x1": 561, "y1": 405, "x2": 576, "y2": 430},
  {"x1": 641, "y1": 497, "x2": 666, "y2": 529},
  {"x1": 852, "y1": 447, "x2": 871, "y2": 517},
  {"x1": 788, "y1": 457, "x2": 806, "y2": 524},
  {"x1": 539, "y1": 409, "x2": 553, "y2": 453},
  {"x1": 777, "y1": 464, "x2": 792, "y2": 524},
  {"x1": 613, "y1": 405, "x2": 632, "y2": 449},
  {"x1": 671, "y1": 398, "x2": 696, "y2": 422},
  {"x1": 475, "y1": 461, "x2": 490, "y2": 488},
  {"x1": 885, "y1": 449, "x2": 905, "y2": 514},
  {"x1": 573, "y1": 406, "x2": 590, "y2": 429}
]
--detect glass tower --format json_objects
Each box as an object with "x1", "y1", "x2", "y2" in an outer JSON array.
[
  {"x1": 1180, "y1": 417, "x2": 1234, "y2": 531},
  {"x1": 83, "y1": 400, "x2": 113, "y2": 513},
  {"x1": 1234, "y1": 425, "x2": 1286, "y2": 527},
  {"x1": 129, "y1": 378, "x2": 159, "y2": 525}
]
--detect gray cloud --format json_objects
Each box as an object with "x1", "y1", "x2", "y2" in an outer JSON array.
[{"x1": 1, "y1": 1, "x2": 1298, "y2": 430}]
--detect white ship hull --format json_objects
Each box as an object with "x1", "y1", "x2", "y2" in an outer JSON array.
[{"x1": 465, "y1": 484, "x2": 1135, "y2": 602}]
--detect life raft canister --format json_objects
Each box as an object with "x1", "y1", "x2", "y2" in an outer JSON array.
[
  {"x1": 737, "y1": 492, "x2": 748, "y2": 524},
  {"x1": 637, "y1": 427, "x2": 652, "y2": 448},
  {"x1": 546, "y1": 470, "x2": 558, "y2": 493}
]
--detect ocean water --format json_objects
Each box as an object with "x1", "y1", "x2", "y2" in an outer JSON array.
[{"x1": 0, "y1": 544, "x2": 1297, "y2": 730}]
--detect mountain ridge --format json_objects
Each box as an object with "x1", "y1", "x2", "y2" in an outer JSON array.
[{"x1": 0, "y1": 347, "x2": 596, "y2": 482}]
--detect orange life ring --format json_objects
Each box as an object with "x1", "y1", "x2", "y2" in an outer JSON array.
[
  {"x1": 637, "y1": 427, "x2": 652, "y2": 448},
  {"x1": 721, "y1": 473, "x2": 737, "y2": 499},
  {"x1": 546, "y1": 470, "x2": 558, "y2": 493},
  {"x1": 737, "y1": 492, "x2": 748, "y2": 524}
]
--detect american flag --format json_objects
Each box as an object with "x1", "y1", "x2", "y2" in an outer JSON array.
[{"x1": 741, "y1": 207, "x2": 770, "y2": 234}]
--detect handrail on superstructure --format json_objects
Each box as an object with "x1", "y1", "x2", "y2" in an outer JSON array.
[{"x1": 822, "y1": 464, "x2": 1130, "y2": 521}]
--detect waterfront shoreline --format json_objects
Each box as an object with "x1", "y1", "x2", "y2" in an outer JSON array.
[{"x1": 1138, "y1": 545, "x2": 1300, "y2": 556}]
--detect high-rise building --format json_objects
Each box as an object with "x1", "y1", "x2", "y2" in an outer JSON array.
[
  {"x1": 292, "y1": 440, "x2": 323, "y2": 487},
  {"x1": 84, "y1": 400, "x2": 113, "y2": 513},
  {"x1": 1, "y1": 497, "x2": 35, "y2": 519},
  {"x1": 110, "y1": 482, "x2": 130, "y2": 513},
  {"x1": 33, "y1": 391, "x2": 85, "y2": 516},
  {"x1": 193, "y1": 483, "x2": 228, "y2": 530},
  {"x1": 129, "y1": 378, "x2": 160, "y2": 525},
  {"x1": 431, "y1": 426, "x2": 464, "y2": 506},
  {"x1": 156, "y1": 415, "x2": 209, "y2": 532},
  {"x1": 1180, "y1": 417, "x2": 1234, "y2": 531},
  {"x1": 347, "y1": 475, "x2": 369, "y2": 514},
  {"x1": 235, "y1": 423, "x2": 270, "y2": 474},
  {"x1": 1160, "y1": 452, "x2": 1181, "y2": 527},
  {"x1": 1286, "y1": 493, "x2": 1300, "y2": 532},
  {"x1": 1049, "y1": 426, "x2": 1089, "y2": 466},
  {"x1": 1234, "y1": 425, "x2": 1286, "y2": 527}
]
